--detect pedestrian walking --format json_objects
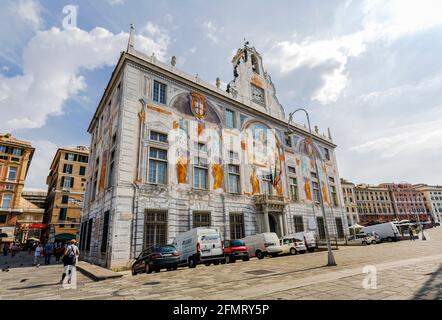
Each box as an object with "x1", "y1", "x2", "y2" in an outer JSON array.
[
  {"x1": 60, "y1": 240, "x2": 80, "y2": 284},
  {"x1": 34, "y1": 244, "x2": 43, "y2": 266},
  {"x1": 10, "y1": 243, "x2": 18, "y2": 257},
  {"x1": 54, "y1": 243, "x2": 63, "y2": 262},
  {"x1": 2, "y1": 244, "x2": 9, "y2": 257},
  {"x1": 409, "y1": 228, "x2": 415, "y2": 241},
  {"x1": 44, "y1": 242, "x2": 54, "y2": 265}
]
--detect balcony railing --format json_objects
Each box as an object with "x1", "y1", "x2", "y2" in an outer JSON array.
[{"x1": 253, "y1": 194, "x2": 286, "y2": 205}]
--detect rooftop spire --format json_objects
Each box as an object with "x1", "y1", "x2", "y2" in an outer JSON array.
[{"x1": 127, "y1": 24, "x2": 135, "y2": 53}]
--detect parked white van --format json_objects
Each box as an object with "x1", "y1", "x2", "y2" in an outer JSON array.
[
  {"x1": 362, "y1": 222, "x2": 400, "y2": 242},
  {"x1": 172, "y1": 227, "x2": 225, "y2": 268},
  {"x1": 242, "y1": 232, "x2": 282, "y2": 259},
  {"x1": 294, "y1": 231, "x2": 317, "y2": 252}
]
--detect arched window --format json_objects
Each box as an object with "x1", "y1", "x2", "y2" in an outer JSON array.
[{"x1": 251, "y1": 54, "x2": 260, "y2": 74}]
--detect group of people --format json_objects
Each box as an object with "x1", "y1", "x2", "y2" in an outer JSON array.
[
  {"x1": 2, "y1": 242, "x2": 19, "y2": 257},
  {"x1": 2, "y1": 239, "x2": 80, "y2": 285},
  {"x1": 33, "y1": 240, "x2": 80, "y2": 284},
  {"x1": 33, "y1": 242, "x2": 66, "y2": 266}
]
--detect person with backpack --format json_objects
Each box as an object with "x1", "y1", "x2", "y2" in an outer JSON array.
[{"x1": 60, "y1": 239, "x2": 79, "y2": 284}]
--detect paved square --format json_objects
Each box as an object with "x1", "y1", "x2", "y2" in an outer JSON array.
[{"x1": 1, "y1": 228, "x2": 442, "y2": 300}]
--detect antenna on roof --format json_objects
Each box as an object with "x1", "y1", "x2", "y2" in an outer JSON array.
[{"x1": 127, "y1": 24, "x2": 135, "y2": 53}]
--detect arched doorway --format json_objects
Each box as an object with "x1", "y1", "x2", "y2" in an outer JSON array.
[{"x1": 269, "y1": 214, "x2": 277, "y2": 234}]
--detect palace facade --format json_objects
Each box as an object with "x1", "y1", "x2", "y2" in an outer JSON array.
[{"x1": 80, "y1": 27, "x2": 349, "y2": 270}]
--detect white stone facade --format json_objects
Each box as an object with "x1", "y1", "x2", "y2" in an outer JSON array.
[{"x1": 80, "y1": 41, "x2": 349, "y2": 270}]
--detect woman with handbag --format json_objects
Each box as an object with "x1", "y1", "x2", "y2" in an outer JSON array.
[{"x1": 60, "y1": 240, "x2": 79, "y2": 284}]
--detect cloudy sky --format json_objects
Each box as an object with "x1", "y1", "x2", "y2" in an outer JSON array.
[{"x1": 1, "y1": 0, "x2": 442, "y2": 189}]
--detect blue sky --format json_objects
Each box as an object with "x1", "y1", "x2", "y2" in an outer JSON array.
[{"x1": 1, "y1": 0, "x2": 442, "y2": 189}]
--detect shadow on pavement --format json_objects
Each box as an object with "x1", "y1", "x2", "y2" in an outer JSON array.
[
  {"x1": 413, "y1": 262, "x2": 442, "y2": 300},
  {"x1": 8, "y1": 282, "x2": 61, "y2": 290}
]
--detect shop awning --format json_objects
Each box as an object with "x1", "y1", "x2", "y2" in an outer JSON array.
[
  {"x1": 29, "y1": 223, "x2": 47, "y2": 229},
  {"x1": 54, "y1": 233, "x2": 76, "y2": 241}
]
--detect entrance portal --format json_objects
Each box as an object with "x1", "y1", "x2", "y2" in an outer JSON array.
[{"x1": 269, "y1": 214, "x2": 277, "y2": 234}]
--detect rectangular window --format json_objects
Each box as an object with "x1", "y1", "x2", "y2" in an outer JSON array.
[
  {"x1": 101, "y1": 211, "x2": 110, "y2": 253},
  {"x1": 148, "y1": 148, "x2": 167, "y2": 184},
  {"x1": 1, "y1": 194, "x2": 12, "y2": 209},
  {"x1": 312, "y1": 182, "x2": 320, "y2": 203},
  {"x1": 240, "y1": 114, "x2": 247, "y2": 127},
  {"x1": 78, "y1": 155, "x2": 89, "y2": 163},
  {"x1": 7, "y1": 167, "x2": 17, "y2": 181},
  {"x1": 335, "y1": 217, "x2": 344, "y2": 238},
  {"x1": 144, "y1": 210, "x2": 167, "y2": 249},
  {"x1": 62, "y1": 177, "x2": 73, "y2": 189},
  {"x1": 288, "y1": 166, "x2": 296, "y2": 175},
  {"x1": 107, "y1": 151, "x2": 115, "y2": 188},
  {"x1": 79, "y1": 166, "x2": 86, "y2": 176},
  {"x1": 63, "y1": 164, "x2": 73, "y2": 174},
  {"x1": 59, "y1": 208, "x2": 68, "y2": 221},
  {"x1": 228, "y1": 150, "x2": 239, "y2": 161},
  {"x1": 65, "y1": 153, "x2": 76, "y2": 161},
  {"x1": 193, "y1": 157, "x2": 208, "y2": 190},
  {"x1": 289, "y1": 177, "x2": 299, "y2": 201},
  {"x1": 0, "y1": 215, "x2": 7, "y2": 224},
  {"x1": 61, "y1": 195, "x2": 69, "y2": 204},
  {"x1": 153, "y1": 80, "x2": 167, "y2": 104},
  {"x1": 225, "y1": 109, "x2": 235, "y2": 128},
  {"x1": 150, "y1": 131, "x2": 168, "y2": 143},
  {"x1": 261, "y1": 174, "x2": 272, "y2": 195},
  {"x1": 317, "y1": 217, "x2": 326, "y2": 239},
  {"x1": 0, "y1": 146, "x2": 6, "y2": 153},
  {"x1": 195, "y1": 142, "x2": 207, "y2": 153},
  {"x1": 324, "y1": 148, "x2": 330, "y2": 160},
  {"x1": 229, "y1": 213, "x2": 244, "y2": 239},
  {"x1": 12, "y1": 148, "x2": 23, "y2": 156},
  {"x1": 86, "y1": 218, "x2": 93, "y2": 251},
  {"x1": 228, "y1": 165, "x2": 240, "y2": 194},
  {"x1": 193, "y1": 211, "x2": 211, "y2": 228},
  {"x1": 331, "y1": 186, "x2": 339, "y2": 207},
  {"x1": 293, "y1": 215, "x2": 304, "y2": 233}
]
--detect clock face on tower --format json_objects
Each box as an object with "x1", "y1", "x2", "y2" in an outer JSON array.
[{"x1": 251, "y1": 84, "x2": 265, "y2": 106}]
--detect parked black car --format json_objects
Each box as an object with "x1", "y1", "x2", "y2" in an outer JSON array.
[{"x1": 131, "y1": 245, "x2": 180, "y2": 275}]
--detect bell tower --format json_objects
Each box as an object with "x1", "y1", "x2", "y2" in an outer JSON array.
[{"x1": 227, "y1": 42, "x2": 285, "y2": 120}]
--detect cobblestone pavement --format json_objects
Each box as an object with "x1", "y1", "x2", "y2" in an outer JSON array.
[{"x1": 1, "y1": 228, "x2": 442, "y2": 300}]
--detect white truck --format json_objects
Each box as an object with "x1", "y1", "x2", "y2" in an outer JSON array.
[
  {"x1": 294, "y1": 231, "x2": 317, "y2": 252},
  {"x1": 362, "y1": 222, "x2": 401, "y2": 242},
  {"x1": 242, "y1": 232, "x2": 283, "y2": 259},
  {"x1": 172, "y1": 227, "x2": 225, "y2": 268}
]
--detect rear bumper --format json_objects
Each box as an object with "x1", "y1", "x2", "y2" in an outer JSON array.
[
  {"x1": 151, "y1": 257, "x2": 180, "y2": 268},
  {"x1": 228, "y1": 251, "x2": 248, "y2": 258},
  {"x1": 198, "y1": 254, "x2": 225, "y2": 263}
]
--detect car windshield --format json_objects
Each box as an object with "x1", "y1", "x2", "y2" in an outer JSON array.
[
  {"x1": 230, "y1": 240, "x2": 245, "y2": 247},
  {"x1": 155, "y1": 245, "x2": 176, "y2": 253}
]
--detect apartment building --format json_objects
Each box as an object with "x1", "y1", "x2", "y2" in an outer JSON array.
[
  {"x1": 355, "y1": 184, "x2": 395, "y2": 225},
  {"x1": 340, "y1": 179, "x2": 359, "y2": 226},
  {"x1": 413, "y1": 184, "x2": 441, "y2": 223}
]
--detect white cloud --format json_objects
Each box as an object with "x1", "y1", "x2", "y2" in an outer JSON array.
[
  {"x1": 203, "y1": 21, "x2": 224, "y2": 44},
  {"x1": 12, "y1": 0, "x2": 44, "y2": 30},
  {"x1": 25, "y1": 140, "x2": 58, "y2": 189},
  {"x1": 266, "y1": 0, "x2": 442, "y2": 105},
  {"x1": 350, "y1": 117, "x2": 442, "y2": 159},
  {"x1": 105, "y1": 0, "x2": 126, "y2": 5},
  {"x1": 0, "y1": 24, "x2": 170, "y2": 131}
]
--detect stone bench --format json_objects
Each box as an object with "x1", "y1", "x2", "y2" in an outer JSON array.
[{"x1": 76, "y1": 261, "x2": 123, "y2": 281}]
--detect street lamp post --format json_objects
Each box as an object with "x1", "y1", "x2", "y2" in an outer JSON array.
[{"x1": 287, "y1": 108, "x2": 337, "y2": 266}]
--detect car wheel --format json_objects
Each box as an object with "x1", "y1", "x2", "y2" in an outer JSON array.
[
  {"x1": 145, "y1": 263, "x2": 152, "y2": 274},
  {"x1": 214, "y1": 260, "x2": 220, "y2": 266},
  {"x1": 243, "y1": 256, "x2": 250, "y2": 262},
  {"x1": 256, "y1": 250, "x2": 264, "y2": 260},
  {"x1": 226, "y1": 255, "x2": 231, "y2": 264},
  {"x1": 188, "y1": 258, "x2": 196, "y2": 269},
  {"x1": 387, "y1": 237, "x2": 393, "y2": 242},
  {"x1": 371, "y1": 240, "x2": 376, "y2": 244},
  {"x1": 131, "y1": 267, "x2": 137, "y2": 276},
  {"x1": 230, "y1": 257, "x2": 236, "y2": 263},
  {"x1": 362, "y1": 241, "x2": 367, "y2": 246},
  {"x1": 220, "y1": 258, "x2": 226, "y2": 264},
  {"x1": 290, "y1": 248, "x2": 297, "y2": 255},
  {"x1": 308, "y1": 247, "x2": 315, "y2": 253}
]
